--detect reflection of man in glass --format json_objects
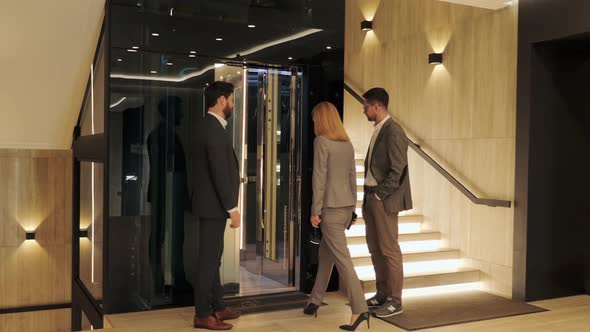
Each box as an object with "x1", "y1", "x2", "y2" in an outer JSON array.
[{"x1": 146, "y1": 96, "x2": 190, "y2": 302}]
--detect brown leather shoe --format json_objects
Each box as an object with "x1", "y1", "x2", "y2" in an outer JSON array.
[
  {"x1": 213, "y1": 308, "x2": 241, "y2": 321},
  {"x1": 193, "y1": 315, "x2": 233, "y2": 330}
]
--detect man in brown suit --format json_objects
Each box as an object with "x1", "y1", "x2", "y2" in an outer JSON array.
[{"x1": 361, "y1": 87, "x2": 412, "y2": 318}]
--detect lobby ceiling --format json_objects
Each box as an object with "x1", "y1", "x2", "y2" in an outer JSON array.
[{"x1": 111, "y1": 0, "x2": 344, "y2": 82}]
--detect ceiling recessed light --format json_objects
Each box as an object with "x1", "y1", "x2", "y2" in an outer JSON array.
[
  {"x1": 248, "y1": 24, "x2": 256, "y2": 28},
  {"x1": 150, "y1": 70, "x2": 158, "y2": 74},
  {"x1": 190, "y1": 51, "x2": 197, "y2": 54},
  {"x1": 166, "y1": 62, "x2": 173, "y2": 66},
  {"x1": 127, "y1": 49, "x2": 138, "y2": 52},
  {"x1": 326, "y1": 46, "x2": 332, "y2": 50},
  {"x1": 216, "y1": 38, "x2": 223, "y2": 41},
  {"x1": 189, "y1": 54, "x2": 196, "y2": 58},
  {"x1": 117, "y1": 58, "x2": 123, "y2": 62},
  {"x1": 152, "y1": 33, "x2": 160, "y2": 37},
  {"x1": 237, "y1": 71, "x2": 241, "y2": 74},
  {"x1": 288, "y1": 57, "x2": 293, "y2": 60},
  {"x1": 132, "y1": 46, "x2": 139, "y2": 49}
]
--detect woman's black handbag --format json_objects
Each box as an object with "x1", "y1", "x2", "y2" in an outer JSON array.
[
  {"x1": 347, "y1": 211, "x2": 358, "y2": 230},
  {"x1": 310, "y1": 228, "x2": 321, "y2": 245},
  {"x1": 310, "y1": 211, "x2": 358, "y2": 246}
]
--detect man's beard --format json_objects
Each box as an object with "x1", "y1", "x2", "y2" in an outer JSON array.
[{"x1": 223, "y1": 105, "x2": 233, "y2": 120}]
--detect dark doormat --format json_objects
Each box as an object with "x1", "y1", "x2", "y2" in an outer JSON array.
[
  {"x1": 224, "y1": 292, "x2": 318, "y2": 315},
  {"x1": 373, "y1": 290, "x2": 547, "y2": 331}
]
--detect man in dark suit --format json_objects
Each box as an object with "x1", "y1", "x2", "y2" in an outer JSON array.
[
  {"x1": 191, "y1": 81, "x2": 241, "y2": 330},
  {"x1": 361, "y1": 87, "x2": 412, "y2": 318}
]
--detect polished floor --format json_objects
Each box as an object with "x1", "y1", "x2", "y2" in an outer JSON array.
[
  {"x1": 238, "y1": 267, "x2": 293, "y2": 296},
  {"x1": 96, "y1": 293, "x2": 590, "y2": 332}
]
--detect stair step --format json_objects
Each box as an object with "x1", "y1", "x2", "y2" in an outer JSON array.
[
  {"x1": 354, "y1": 207, "x2": 421, "y2": 218},
  {"x1": 346, "y1": 231, "x2": 440, "y2": 246},
  {"x1": 360, "y1": 268, "x2": 480, "y2": 293},
  {"x1": 346, "y1": 216, "x2": 423, "y2": 236},
  {"x1": 351, "y1": 249, "x2": 460, "y2": 267},
  {"x1": 355, "y1": 207, "x2": 362, "y2": 216},
  {"x1": 352, "y1": 215, "x2": 424, "y2": 225},
  {"x1": 348, "y1": 233, "x2": 441, "y2": 257}
]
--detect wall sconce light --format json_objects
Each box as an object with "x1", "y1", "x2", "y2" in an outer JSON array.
[
  {"x1": 79, "y1": 229, "x2": 89, "y2": 238},
  {"x1": 25, "y1": 231, "x2": 35, "y2": 240},
  {"x1": 428, "y1": 53, "x2": 443, "y2": 65},
  {"x1": 361, "y1": 20, "x2": 373, "y2": 31}
]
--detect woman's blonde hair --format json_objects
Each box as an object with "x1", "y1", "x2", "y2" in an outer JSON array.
[{"x1": 312, "y1": 102, "x2": 350, "y2": 141}]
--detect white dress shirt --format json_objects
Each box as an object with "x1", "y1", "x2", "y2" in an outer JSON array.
[
  {"x1": 208, "y1": 111, "x2": 237, "y2": 213},
  {"x1": 365, "y1": 115, "x2": 390, "y2": 199},
  {"x1": 208, "y1": 111, "x2": 228, "y2": 129}
]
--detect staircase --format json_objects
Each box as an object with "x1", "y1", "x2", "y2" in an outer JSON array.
[{"x1": 347, "y1": 159, "x2": 481, "y2": 298}]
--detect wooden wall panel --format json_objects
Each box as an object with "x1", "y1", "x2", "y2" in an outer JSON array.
[
  {"x1": 0, "y1": 309, "x2": 70, "y2": 332},
  {"x1": 0, "y1": 149, "x2": 72, "y2": 330},
  {"x1": 344, "y1": 0, "x2": 518, "y2": 297}
]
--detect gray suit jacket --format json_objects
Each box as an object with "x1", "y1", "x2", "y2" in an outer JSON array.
[
  {"x1": 364, "y1": 118, "x2": 413, "y2": 214},
  {"x1": 312, "y1": 136, "x2": 357, "y2": 216}
]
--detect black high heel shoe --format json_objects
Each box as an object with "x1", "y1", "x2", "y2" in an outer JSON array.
[
  {"x1": 339, "y1": 312, "x2": 370, "y2": 331},
  {"x1": 303, "y1": 303, "x2": 320, "y2": 318}
]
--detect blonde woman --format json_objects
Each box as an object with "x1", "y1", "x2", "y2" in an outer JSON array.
[{"x1": 303, "y1": 102, "x2": 370, "y2": 331}]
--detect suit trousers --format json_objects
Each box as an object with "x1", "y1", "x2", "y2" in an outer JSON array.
[
  {"x1": 363, "y1": 194, "x2": 403, "y2": 305},
  {"x1": 310, "y1": 206, "x2": 368, "y2": 314},
  {"x1": 194, "y1": 217, "x2": 227, "y2": 317}
]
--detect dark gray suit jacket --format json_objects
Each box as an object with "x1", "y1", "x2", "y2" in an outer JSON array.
[
  {"x1": 364, "y1": 118, "x2": 413, "y2": 214},
  {"x1": 190, "y1": 114, "x2": 239, "y2": 219}
]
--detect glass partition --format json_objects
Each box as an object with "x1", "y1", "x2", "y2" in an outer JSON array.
[
  {"x1": 104, "y1": 0, "x2": 321, "y2": 314},
  {"x1": 107, "y1": 77, "x2": 205, "y2": 311},
  {"x1": 80, "y1": 34, "x2": 106, "y2": 136},
  {"x1": 72, "y1": 7, "x2": 108, "y2": 330},
  {"x1": 107, "y1": 59, "x2": 302, "y2": 311},
  {"x1": 79, "y1": 161, "x2": 104, "y2": 301}
]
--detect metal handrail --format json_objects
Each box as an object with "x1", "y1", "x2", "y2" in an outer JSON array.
[{"x1": 344, "y1": 83, "x2": 511, "y2": 208}]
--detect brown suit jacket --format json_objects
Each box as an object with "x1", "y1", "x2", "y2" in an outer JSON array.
[{"x1": 364, "y1": 118, "x2": 413, "y2": 214}]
